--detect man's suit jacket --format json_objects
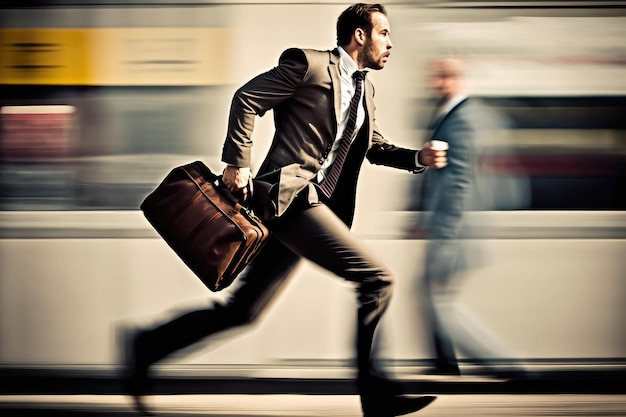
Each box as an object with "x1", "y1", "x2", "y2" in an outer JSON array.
[
  {"x1": 419, "y1": 97, "x2": 490, "y2": 280},
  {"x1": 422, "y1": 97, "x2": 482, "y2": 241},
  {"x1": 422, "y1": 97, "x2": 529, "y2": 241},
  {"x1": 222, "y1": 47, "x2": 419, "y2": 225}
]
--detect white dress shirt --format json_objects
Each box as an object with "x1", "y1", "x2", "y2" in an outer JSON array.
[{"x1": 317, "y1": 47, "x2": 366, "y2": 183}]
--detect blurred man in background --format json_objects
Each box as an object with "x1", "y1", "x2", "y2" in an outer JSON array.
[{"x1": 408, "y1": 57, "x2": 529, "y2": 377}]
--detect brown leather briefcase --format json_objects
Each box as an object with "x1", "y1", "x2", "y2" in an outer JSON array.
[{"x1": 140, "y1": 161, "x2": 270, "y2": 292}]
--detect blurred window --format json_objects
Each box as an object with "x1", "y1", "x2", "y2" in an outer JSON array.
[
  {"x1": 0, "y1": 85, "x2": 227, "y2": 211},
  {"x1": 477, "y1": 97, "x2": 625, "y2": 210}
]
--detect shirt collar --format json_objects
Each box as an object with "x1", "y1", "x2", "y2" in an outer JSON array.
[
  {"x1": 337, "y1": 46, "x2": 359, "y2": 77},
  {"x1": 440, "y1": 90, "x2": 469, "y2": 115}
]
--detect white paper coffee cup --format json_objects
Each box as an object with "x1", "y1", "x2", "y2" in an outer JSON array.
[{"x1": 430, "y1": 139, "x2": 449, "y2": 151}]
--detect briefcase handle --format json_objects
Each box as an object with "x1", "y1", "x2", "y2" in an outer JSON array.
[
  {"x1": 190, "y1": 161, "x2": 252, "y2": 207},
  {"x1": 216, "y1": 176, "x2": 253, "y2": 207}
]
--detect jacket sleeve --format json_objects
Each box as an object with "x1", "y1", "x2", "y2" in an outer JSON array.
[
  {"x1": 366, "y1": 121, "x2": 420, "y2": 171},
  {"x1": 363, "y1": 80, "x2": 421, "y2": 172},
  {"x1": 222, "y1": 48, "x2": 309, "y2": 168},
  {"x1": 366, "y1": 141, "x2": 420, "y2": 172}
]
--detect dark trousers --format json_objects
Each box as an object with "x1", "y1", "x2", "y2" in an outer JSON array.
[{"x1": 138, "y1": 198, "x2": 395, "y2": 379}]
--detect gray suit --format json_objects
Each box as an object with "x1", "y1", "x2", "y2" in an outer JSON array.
[
  {"x1": 419, "y1": 97, "x2": 524, "y2": 373},
  {"x1": 138, "y1": 47, "x2": 424, "y2": 396}
]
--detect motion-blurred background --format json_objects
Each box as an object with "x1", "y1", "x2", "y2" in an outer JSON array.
[{"x1": 0, "y1": 0, "x2": 624, "y2": 386}]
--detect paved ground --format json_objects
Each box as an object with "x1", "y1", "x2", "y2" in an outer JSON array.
[
  {"x1": 0, "y1": 393, "x2": 626, "y2": 416},
  {"x1": 1, "y1": 366, "x2": 625, "y2": 416}
]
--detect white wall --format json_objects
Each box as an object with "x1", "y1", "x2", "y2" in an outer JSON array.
[{"x1": 0, "y1": 212, "x2": 624, "y2": 373}]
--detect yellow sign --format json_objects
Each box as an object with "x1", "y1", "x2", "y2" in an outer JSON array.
[
  {"x1": 0, "y1": 28, "x2": 232, "y2": 86},
  {"x1": 0, "y1": 29, "x2": 90, "y2": 85}
]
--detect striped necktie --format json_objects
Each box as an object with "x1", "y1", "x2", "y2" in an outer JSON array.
[{"x1": 319, "y1": 70, "x2": 366, "y2": 198}]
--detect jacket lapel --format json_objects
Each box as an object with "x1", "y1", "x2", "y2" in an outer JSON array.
[
  {"x1": 364, "y1": 77, "x2": 375, "y2": 148},
  {"x1": 329, "y1": 49, "x2": 342, "y2": 136},
  {"x1": 431, "y1": 97, "x2": 469, "y2": 136}
]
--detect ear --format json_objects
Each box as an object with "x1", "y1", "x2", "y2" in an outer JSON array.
[{"x1": 355, "y1": 28, "x2": 365, "y2": 46}]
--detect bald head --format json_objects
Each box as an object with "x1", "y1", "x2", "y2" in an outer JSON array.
[
  {"x1": 435, "y1": 58, "x2": 465, "y2": 77},
  {"x1": 429, "y1": 57, "x2": 466, "y2": 100}
]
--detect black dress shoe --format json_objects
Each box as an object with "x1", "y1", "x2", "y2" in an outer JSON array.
[
  {"x1": 423, "y1": 365, "x2": 461, "y2": 376},
  {"x1": 358, "y1": 374, "x2": 436, "y2": 416},
  {"x1": 464, "y1": 361, "x2": 529, "y2": 380},
  {"x1": 390, "y1": 395, "x2": 437, "y2": 416},
  {"x1": 119, "y1": 326, "x2": 153, "y2": 415},
  {"x1": 362, "y1": 394, "x2": 437, "y2": 417}
]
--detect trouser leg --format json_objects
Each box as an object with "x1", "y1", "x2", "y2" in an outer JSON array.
[
  {"x1": 138, "y1": 236, "x2": 301, "y2": 367},
  {"x1": 139, "y1": 200, "x2": 393, "y2": 381},
  {"x1": 423, "y1": 239, "x2": 462, "y2": 370},
  {"x1": 422, "y1": 276, "x2": 458, "y2": 370},
  {"x1": 270, "y1": 202, "x2": 395, "y2": 378}
]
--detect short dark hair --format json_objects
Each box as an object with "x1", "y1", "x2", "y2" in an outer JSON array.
[{"x1": 336, "y1": 3, "x2": 387, "y2": 47}]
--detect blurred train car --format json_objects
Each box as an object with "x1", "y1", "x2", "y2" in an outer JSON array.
[{"x1": 0, "y1": 1, "x2": 624, "y2": 383}]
